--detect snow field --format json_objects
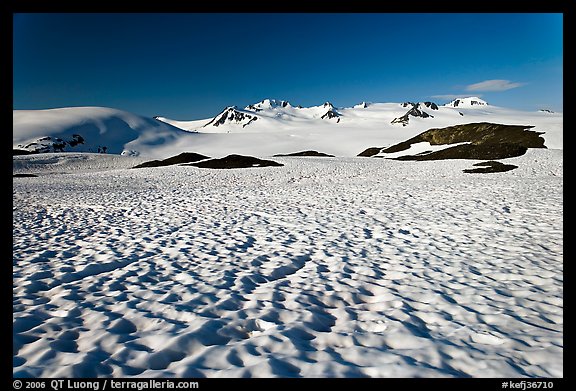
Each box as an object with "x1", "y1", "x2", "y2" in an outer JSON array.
[{"x1": 13, "y1": 150, "x2": 563, "y2": 377}]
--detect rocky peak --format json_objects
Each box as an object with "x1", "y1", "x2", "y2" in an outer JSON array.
[
  {"x1": 204, "y1": 106, "x2": 258, "y2": 128},
  {"x1": 321, "y1": 109, "x2": 341, "y2": 121},
  {"x1": 392, "y1": 102, "x2": 434, "y2": 126},
  {"x1": 402, "y1": 101, "x2": 438, "y2": 110}
]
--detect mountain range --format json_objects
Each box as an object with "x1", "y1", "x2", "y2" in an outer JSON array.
[{"x1": 13, "y1": 97, "x2": 563, "y2": 159}]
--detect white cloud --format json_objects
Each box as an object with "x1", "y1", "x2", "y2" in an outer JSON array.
[{"x1": 466, "y1": 79, "x2": 526, "y2": 92}]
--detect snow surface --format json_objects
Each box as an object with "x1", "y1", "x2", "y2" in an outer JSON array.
[
  {"x1": 14, "y1": 99, "x2": 563, "y2": 159},
  {"x1": 13, "y1": 149, "x2": 563, "y2": 378}
]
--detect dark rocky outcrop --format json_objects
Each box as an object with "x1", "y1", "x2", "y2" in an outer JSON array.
[
  {"x1": 273, "y1": 150, "x2": 335, "y2": 157},
  {"x1": 357, "y1": 147, "x2": 383, "y2": 157},
  {"x1": 321, "y1": 110, "x2": 341, "y2": 120},
  {"x1": 401, "y1": 101, "x2": 438, "y2": 110},
  {"x1": 13, "y1": 149, "x2": 35, "y2": 156},
  {"x1": 68, "y1": 134, "x2": 85, "y2": 147},
  {"x1": 393, "y1": 142, "x2": 528, "y2": 161},
  {"x1": 13, "y1": 173, "x2": 38, "y2": 177},
  {"x1": 133, "y1": 152, "x2": 210, "y2": 168},
  {"x1": 358, "y1": 122, "x2": 546, "y2": 161},
  {"x1": 187, "y1": 154, "x2": 283, "y2": 169},
  {"x1": 382, "y1": 122, "x2": 545, "y2": 160},
  {"x1": 463, "y1": 161, "x2": 518, "y2": 174},
  {"x1": 449, "y1": 98, "x2": 486, "y2": 107}
]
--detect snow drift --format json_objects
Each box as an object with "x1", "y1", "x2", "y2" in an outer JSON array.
[{"x1": 13, "y1": 150, "x2": 563, "y2": 378}]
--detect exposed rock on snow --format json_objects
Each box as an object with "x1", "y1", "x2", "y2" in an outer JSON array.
[
  {"x1": 315, "y1": 102, "x2": 342, "y2": 122},
  {"x1": 15, "y1": 134, "x2": 86, "y2": 154},
  {"x1": 422, "y1": 101, "x2": 439, "y2": 110},
  {"x1": 245, "y1": 99, "x2": 291, "y2": 112},
  {"x1": 401, "y1": 101, "x2": 438, "y2": 110},
  {"x1": 320, "y1": 109, "x2": 341, "y2": 121},
  {"x1": 357, "y1": 147, "x2": 384, "y2": 157},
  {"x1": 13, "y1": 149, "x2": 35, "y2": 156},
  {"x1": 188, "y1": 154, "x2": 283, "y2": 169},
  {"x1": 443, "y1": 97, "x2": 488, "y2": 108},
  {"x1": 393, "y1": 142, "x2": 529, "y2": 161},
  {"x1": 132, "y1": 152, "x2": 210, "y2": 168},
  {"x1": 463, "y1": 160, "x2": 518, "y2": 174},
  {"x1": 359, "y1": 122, "x2": 546, "y2": 161},
  {"x1": 391, "y1": 102, "x2": 435, "y2": 126},
  {"x1": 381, "y1": 122, "x2": 545, "y2": 160},
  {"x1": 273, "y1": 150, "x2": 335, "y2": 157}
]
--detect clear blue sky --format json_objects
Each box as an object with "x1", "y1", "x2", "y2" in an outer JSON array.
[{"x1": 13, "y1": 13, "x2": 563, "y2": 119}]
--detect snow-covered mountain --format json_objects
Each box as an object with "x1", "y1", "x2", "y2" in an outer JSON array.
[
  {"x1": 154, "y1": 97, "x2": 562, "y2": 156},
  {"x1": 154, "y1": 99, "x2": 343, "y2": 134},
  {"x1": 13, "y1": 107, "x2": 190, "y2": 157},
  {"x1": 443, "y1": 96, "x2": 488, "y2": 108},
  {"x1": 203, "y1": 106, "x2": 259, "y2": 129},
  {"x1": 238, "y1": 100, "x2": 343, "y2": 125},
  {"x1": 353, "y1": 102, "x2": 370, "y2": 109},
  {"x1": 245, "y1": 98, "x2": 292, "y2": 111},
  {"x1": 156, "y1": 97, "x2": 494, "y2": 134},
  {"x1": 13, "y1": 98, "x2": 563, "y2": 159}
]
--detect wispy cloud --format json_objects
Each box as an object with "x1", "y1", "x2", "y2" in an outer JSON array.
[{"x1": 466, "y1": 79, "x2": 526, "y2": 92}]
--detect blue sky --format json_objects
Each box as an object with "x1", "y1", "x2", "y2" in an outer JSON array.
[{"x1": 13, "y1": 13, "x2": 563, "y2": 119}]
